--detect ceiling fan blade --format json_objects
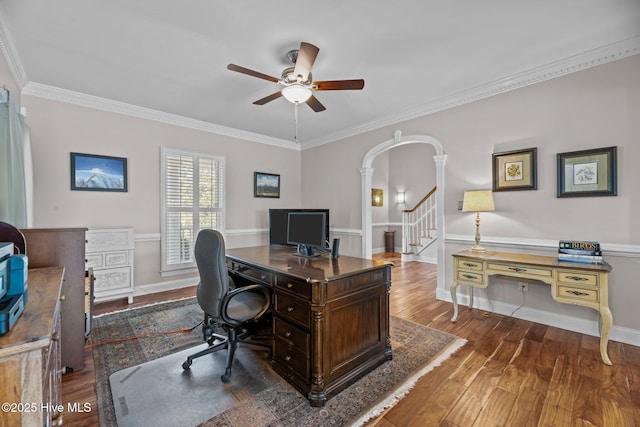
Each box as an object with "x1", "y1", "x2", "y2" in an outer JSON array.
[
  {"x1": 314, "y1": 79, "x2": 365, "y2": 91},
  {"x1": 227, "y1": 64, "x2": 280, "y2": 83},
  {"x1": 293, "y1": 42, "x2": 319, "y2": 82},
  {"x1": 253, "y1": 91, "x2": 283, "y2": 105},
  {"x1": 306, "y1": 95, "x2": 326, "y2": 112}
]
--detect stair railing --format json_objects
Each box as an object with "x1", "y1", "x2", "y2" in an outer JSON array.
[{"x1": 401, "y1": 186, "x2": 437, "y2": 254}]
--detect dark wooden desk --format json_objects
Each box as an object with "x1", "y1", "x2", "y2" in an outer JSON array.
[{"x1": 226, "y1": 245, "x2": 392, "y2": 407}]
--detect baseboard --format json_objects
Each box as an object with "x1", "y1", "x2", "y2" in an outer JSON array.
[
  {"x1": 133, "y1": 276, "x2": 197, "y2": 298},
  {"x1": 435, "y1": 288, "x2": 640, "y2": 348}
]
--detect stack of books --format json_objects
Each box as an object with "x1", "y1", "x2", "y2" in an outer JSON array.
[{"x1": 558, "y1": 240, "x2": 603, "y2": 264}]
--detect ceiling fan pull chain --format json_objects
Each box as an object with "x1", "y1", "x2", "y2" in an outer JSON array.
[{"x1": 294, "y1": 102, "x2": 299, "y2": 143}]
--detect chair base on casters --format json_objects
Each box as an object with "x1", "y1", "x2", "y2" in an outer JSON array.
[{"x1": 182, "y1": 316, "x2": 272, "y2": 383}]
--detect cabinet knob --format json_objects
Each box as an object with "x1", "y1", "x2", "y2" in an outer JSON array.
[
  {"x1": 287, "y1": 306, "x2": 295, "y2": 312},
  {"x1": 285, "y1": 331, "x2": 292, "y2": 337},
  {"x1": 287, "y1": 283, "x2": 294, "y2": 289},
  {"x1": 285, "y1": 356, "x2": 292, "y2": 362}
]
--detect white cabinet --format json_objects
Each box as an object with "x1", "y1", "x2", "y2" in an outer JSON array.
[{"x1": 86, "y1": 227, "x2": 135, "y2": 303}]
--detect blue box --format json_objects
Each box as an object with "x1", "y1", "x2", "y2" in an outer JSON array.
[
  {"x1": 0, "y1": 293, "x2": 25, "y2": 336},
  {"x1": 8, "y1": 255, "x2": 28, "y2": 304},
  {"x1": 0, "y1": 258, "x2": 7, "y2": 300}
]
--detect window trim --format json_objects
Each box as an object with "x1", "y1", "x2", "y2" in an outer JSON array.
[{"x1": 160, "y1": 147, "x2": 225, "y2": 274}]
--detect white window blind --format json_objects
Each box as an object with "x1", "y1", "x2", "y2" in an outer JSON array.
[{"x1": 161, "y1": 148, "x2": 225, "y2": 273}]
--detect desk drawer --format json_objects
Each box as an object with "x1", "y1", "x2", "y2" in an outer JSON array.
[
  {"x1": 275, "y1": 276, "x2": 311, "y2": 300},
  {"x1": 274, "y1": 337, "x2": 309, "y2": 379},
  {"x1": 229, "y1": 263, "x2": 273, "y2": 286},
  {"x1": 274, "y1": 293, "x2": 310, "y2": 329},
  {"x1": 457, "y1": 270, "x2": 484, "y2": 285},
  {"x1": 456, "y1": 258, "x2": 483, "y2": 271},
  {"x1": 558, "y1": 271, "x2": 598, "y2": 287},
  {"x1": 274, "y1": 317, "x2": 309, "y2": 352},
  {"x1": 557, "y1": 285, "x2": 598, "y2": 303},
  {"x1": 488, "y1": 263, "x2": 553, "y2": 278}
]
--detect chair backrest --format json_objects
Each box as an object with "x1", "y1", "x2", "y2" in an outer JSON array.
[
  {"x1": 0, "y1": 221, "x2": 27, "y2": 254},
  {"x1": 194, "y1": 229, "x2": 229, "y2": 320}
]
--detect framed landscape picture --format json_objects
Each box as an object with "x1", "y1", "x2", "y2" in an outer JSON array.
[
  {"x1": 70, "y1": 152, "x2": 128, "y2": 192},
  {"x1": 254, "y1": 172, "x2": 280, "y2": 198},
  {"x1": 492, "y1": 147, "x2": 537, "y2": 191},
  {"x1": 557, "y1": 146, "x2": 617, "y2": 198}
]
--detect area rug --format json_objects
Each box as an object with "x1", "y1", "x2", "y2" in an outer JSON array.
[{"x1": 91, "y1": 297, "x2": 466, "y2": 427}]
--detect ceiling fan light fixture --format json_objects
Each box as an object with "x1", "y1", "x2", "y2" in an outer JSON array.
[{"x1": 281, "y1": 84, "x2": 312, "y2": 104}]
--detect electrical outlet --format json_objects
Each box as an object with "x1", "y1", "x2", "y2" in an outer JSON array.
[{"x1": 519, "y1": 283, "x2": 528, "y2": 292}]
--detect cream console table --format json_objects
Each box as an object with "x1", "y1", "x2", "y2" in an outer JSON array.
[{"x1": 450, "y1": 250, "x2": 613, "y2": 365}]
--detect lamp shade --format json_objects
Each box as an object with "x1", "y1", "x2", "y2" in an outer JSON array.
[
  {"x1": 281, "y1": 84, "x2": 312, "y2": 103},
  {"x1": 462, "y1": 190, "x2": 495, "y2": 213}
]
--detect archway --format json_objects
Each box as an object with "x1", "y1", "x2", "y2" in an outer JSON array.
[{"x1": 361, "y1": 130, "x2": 447, "y2": 290}]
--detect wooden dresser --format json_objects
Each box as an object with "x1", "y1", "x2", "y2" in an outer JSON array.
[
  {"x1": 0, "y1": 267, "x2": 65, "y2": 426},
  {"x1": 21, "y1": 228, "x2": 87, "y2": 372}
]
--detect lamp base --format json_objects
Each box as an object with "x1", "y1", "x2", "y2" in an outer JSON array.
[{"x1": 469, "y1": 244, "x2": 487, "y2": 253}]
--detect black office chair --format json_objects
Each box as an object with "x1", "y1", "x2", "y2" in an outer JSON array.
[{"x1": 182, "y1": 229, "x2": 271, "y2": 382}]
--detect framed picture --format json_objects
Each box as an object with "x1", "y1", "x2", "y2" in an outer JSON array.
[
  {"x1": 557, "y1": 146, "x2": 617, "y2": 198},
  {"x1": 70, "y1": 152, "x2": 128, "y2": 192},
  {"x1": 492, "y1": 147, "x2": 537, "y2": 191},
  {"x1": 254, "y1": 172, "x2": 280, "y2": 198}
]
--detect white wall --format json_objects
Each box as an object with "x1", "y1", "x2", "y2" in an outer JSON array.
[{"x1": 15, "y1": 93, "x2": 301, "y2": 288}]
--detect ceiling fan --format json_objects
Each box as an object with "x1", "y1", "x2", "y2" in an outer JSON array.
[{"x1": 227, "y1": 42, "x2": 365, "y2": 113}]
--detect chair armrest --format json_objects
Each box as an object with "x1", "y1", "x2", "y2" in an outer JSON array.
[{"x1": 220, "y1": 283, "x2": 271, "y2": 325}]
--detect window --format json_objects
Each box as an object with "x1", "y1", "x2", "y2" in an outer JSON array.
[{"x1": 161, "y1": 148, "x2": 225, "y2": 273}]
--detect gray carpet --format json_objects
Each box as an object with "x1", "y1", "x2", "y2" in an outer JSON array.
[{"x1": 109, "y1": 344, "x2": 277, "y2": 427}]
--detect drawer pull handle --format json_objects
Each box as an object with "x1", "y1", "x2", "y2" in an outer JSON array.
[
  {"x1": 260, "y1": 274, "x2": 267, "y2": 280},
  {"x1": 566, "y1": 290, "x2": 589, "y2": 297},
  {"x1": 463, "y1": 262, "x2": 476, "y2": 268},
  {"x1": 285, "y1": 356, "x2": 292, "y2": 362},
  {"x1": 285, "y1": 331, "x2": 292, "y2": 337},
  {"x1": 509, "y1": 267, "x2": 527, "y2": 273},
  {"x1": 462, "y1": 274, "x2": 477, "y2": 280},
  {"x1": 287, "y1": 283, "x2": 294, "y2": 289},
  {"x1": 566, "y1": 275, "x2": 588, "y2": 282},
  {"x1": 287, "y1": 306, "x2": 295, "y2": 312}
]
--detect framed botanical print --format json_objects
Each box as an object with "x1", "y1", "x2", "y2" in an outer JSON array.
[
  {"x1": 557, "y1": 146, "x2": 617, "y2": 198},
  {"x1": 492, "y1": 148, "x2": 537, "y2": 191}
]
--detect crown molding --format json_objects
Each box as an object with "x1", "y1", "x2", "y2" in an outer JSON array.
[
  {"x1": 7, "y1": 20, "x2": 638, "y2": 152},
  {"x1": 301, "y1": 36, "x2": 640, "y2": 150},
  {"x1": 0, "y1": 3, "x2": 28, "y2": 89},
  {"x1": 21, "y1": 82, "x2": 300, "y2": 151}
]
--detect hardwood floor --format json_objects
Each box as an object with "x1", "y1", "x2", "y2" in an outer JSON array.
[{"x1": 61, "y1": 253, "x2": 640, "y2": 426}]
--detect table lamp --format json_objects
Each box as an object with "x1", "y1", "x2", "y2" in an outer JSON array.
[{"x1": 462, "y1": 190, "x2": 495, "y2": 252}]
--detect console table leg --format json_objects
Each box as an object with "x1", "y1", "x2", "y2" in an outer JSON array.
[
  {"x1": 468, "y1": 287, "x2": 474, "y2": 309},
  {"x1": 450, "y1": 281, "x2": 459, "y2": 322},
  {"x1": 599, "y1": 307, "x2": 613, "y2": 365}
]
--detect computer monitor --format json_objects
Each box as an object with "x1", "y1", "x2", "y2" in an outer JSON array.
[
  {"x1": 287, "y1": 211, "x2": 327, "y2": 257},
  {"x1": 269, "y1": 208, "x2": 329, "y2": 246}
]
